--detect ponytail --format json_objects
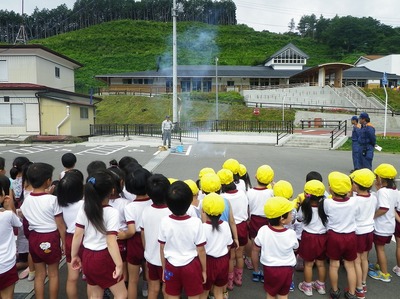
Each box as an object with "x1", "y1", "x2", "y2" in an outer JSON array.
[
  {"x1": 207, "y1": 214, "x2": 221, "y2": 231},
  {"x1": 301, "y1": 194, "x2": 327, "y2": 226}
]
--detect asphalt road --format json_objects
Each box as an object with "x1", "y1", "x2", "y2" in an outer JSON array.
[{"x1": 3, "y1": 141, "x2": 399, "y2": 298}]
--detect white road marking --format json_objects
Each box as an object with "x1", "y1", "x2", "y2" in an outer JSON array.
[
  {"x1": 186, "y1": 145, "x2": 192, "y2": 156},
  {"x1": 75, "y1": 145, "x2": 129, "y2": 156}
]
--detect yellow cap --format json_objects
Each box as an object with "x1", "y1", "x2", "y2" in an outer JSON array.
[
  {"x1": 202, "y1": 192, "x2": 225, "y2": 216},
  {"x1": 222, "y1": 159, "x2": 240, "y2": 174},
  {"x1": 198, "y1": 167, "x2": 215, "y2": 179},
  {"x1": 349, "y1": 168, "x2": 375, "y2": 188},
  {"x1": 304, "y1": 180, "x2": 325, "y2": 197},
  {"x1": 273, "y1": 180, "x2": 293, "y2": 199},
  {"x1": 238, "y1": 164, "x2": 247, "y2": 177},
  {"x1": 200, "y1": 173, "x2": 221, "y2": 193},
  {"x1": 184, "y1": 179, "x2": 199, "y2": 195},
  {"x1": 264, "y1": 196, "x2": 294, "y2": 219},
  {"x1": 217, "y1": 169, "x2": 234, "y2": 185},
  {"x1": 328, "y1": 171, "x2": 352, "y2": 196},
  {"x1": 374, "y1": 163, "x2": 397, "y2": 179},
  {"x1": 168, "y1": 178, "x2": 178, "y2": 184},
  {"x1": 256, "y1": 165, "x2": 274, "y2": 184}
]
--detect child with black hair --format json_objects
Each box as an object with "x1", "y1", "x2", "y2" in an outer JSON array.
[
  {"x1": 218, "y1": 168, "x2": 248, "y2": 290},
  {"x1": 368, "y1": 163, "x2": 398, "y2": 283},
  {"x1": 60, "y1": 153, "x2": 77, "y2": 179},
  {"x1": 57, "y1": 169, "x2": 84, "y2": 299},
  {"x1": 139, "y1": 173, "x2": 171, "y2": 299},
  {"x1": 297, "y1": 180, "x2": 328, "y2": 296},
  {"x1": 20, "y1": 163, "x2": 66, "y2": 299},
  {"x1": 222, "y1": 158, "x2": 246, "y2": 192},
  {"x1": 159, "y1": 181, "x2": 207, "y2": 299},
  {"x1": 252, "y1": 196, "x2": 298, "y2": 299},
  {"x1": 119, "y1": 157, "x2": 142, "y2": 201},
  {"x1": 71, "y1": 169, "x2": 127, "y2": 299},
  {"x1": 9, "y1": 156, "x2": 30, "y2": 208},
  {"x1": 86, "y1": 160, "x2": 107, "y2": 177},
  {"x1": 185, "y1": 179, "x2": 201, "y2": 218},
  {"x1": 124, "y1": 167, "x2": 152, "y2": 299},
  {"x1": 0, "y1": 175, "x2": 22, "y2": 299},
  {"x1": 200, "y1": 192, "x2": 233, "y2": 299},
  {"x1": 324, "y1": 171, "x2": 357, "y2": 299},
  {"x1": 0, "y1": 157, "x2": 6, "y2": 176},
  {"x1": 238, "y1": 163, "x2": 252, "y2": 191},
  {"x1": 348, "y1": 169, "x2": 377, "y2": 298}
]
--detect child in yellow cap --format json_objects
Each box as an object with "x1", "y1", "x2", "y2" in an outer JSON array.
[
  {"x1": 252, "y1": 196, "x2": 298, "y2": 299},
  {"x1": 218, "y1": 168, "x2": 249, "y2": 290},
  {"x1": 201, "y1": 193, "x2": 233, "y2": 299},
  {"x1": 368, "y1": 163, "x2": 398, "y2": 283},
  {"x1": 247, "y1": 165, "x2": 274, "y2": 278},
  {"x1": 297, "y1": 180, "x2": 328, "y2": 296},
  {"x1": 349, "y1": 168, "x2": 377, "y2": 297},
  {"x1": 324, "y1": 171, "x2": 357, "y2": 299},
  {"x1": 184, "y1": 179, "x2": 201, "y2": 218},
  {"x1": 222, "y1": 158, "x2": 247, "y2": 192}
]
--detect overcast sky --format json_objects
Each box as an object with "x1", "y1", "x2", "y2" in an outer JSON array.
[{"x1": 3, "y1": 0, "x2": 400, "y2": 33}]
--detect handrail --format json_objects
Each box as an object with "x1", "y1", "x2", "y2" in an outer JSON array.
[
  {"x1": 330, "y1": 120, "x2": 347, "y2": 148},
  {"x1": 276, "y1": 121, "x2": 294, "y2": 145}
]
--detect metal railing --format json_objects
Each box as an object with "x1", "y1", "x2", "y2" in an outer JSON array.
[
  {"x1": 330, "y1": 120, "x2": 347, "y2": 148},
  {"x1": 276, "y1": 121, "x2": 294, "y2": 145}
]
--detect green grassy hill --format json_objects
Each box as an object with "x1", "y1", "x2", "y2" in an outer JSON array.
[{"x1": 31, "y1": 19, "x2": 362, "y2": 93}]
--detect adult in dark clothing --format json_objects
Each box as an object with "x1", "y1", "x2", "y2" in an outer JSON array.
[
  {"x1": 357, "y1": 112, "x2": 376, "y2": 170},
  {"x1": 351, "y1": 116, "x2": 361, "y2": 171}
]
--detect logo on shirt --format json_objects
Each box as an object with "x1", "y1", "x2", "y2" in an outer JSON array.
[{"x1": 40, "y1": 242, "x2": 52, "y2": 254}]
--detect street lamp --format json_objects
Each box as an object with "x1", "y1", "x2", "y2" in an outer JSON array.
[{"x1": 215, "y1": 57, "x2": 219, "y2": 121}]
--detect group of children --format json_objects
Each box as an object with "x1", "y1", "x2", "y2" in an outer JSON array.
[{"x1": 0, "y1": 153, "x2": 399, "y2": 299}]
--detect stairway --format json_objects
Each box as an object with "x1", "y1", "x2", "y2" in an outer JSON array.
[{"x1": 282, "y1": 134, "x2": 335, "y2": 150}]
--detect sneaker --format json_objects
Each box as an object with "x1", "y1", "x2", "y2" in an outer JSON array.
[
  {"x1": 312, "y1": 280, "x2": 326, "y2": 295},
  {"x1": 18, "y1": 267, "x2": 29, "y2": 280},
  {"x1": 393, "y1": 265, "x2": 400, "y2": 276},
  {"x1": 329, "y1": 288, "x2": 341, "y2": 299},
  {"x1": 142, "y1": 280, "x2": 148, "y2": 297},
  {"x1": 355, "y1": 287, "x2": 365, "y2": 298},
  {"x1": 223, "y1": 291, "x2": 229, "y2": 299},
  {"x1": 252, "y1": 271, "x2": 260, "y2": 282},
  {"x1": 289, "y1": 281, "x2": 295, "y2": 292},
  {"x1": 27, "y1": 271, "x2": 35, "y2": 281},
  {"x1": 208, "y1": 294, "x2": 215, "y2": 299},
  {"x1": 103, "y1": 288, "x2": 112, "y2": 299},
  {"x1": 368, "y1": 270, "x2": 391, "y2": 282},
  {"x1": 362, "y1": 282, "x2": 367, "y2": 293},
  {"x1": 244, "y1": 256, "x2": 254, "y2": 270},
  {"x1": 259, "y1": 270, "x2": 264, "y2": 283},
  {"x1": 345, "y1": 291, "x2": 358, "y2": 299},
  {"x1": 368, "y1": 263, "x2": 380, "y2": 271},
  {"x1": 298, "y1": 282, "x2": 313, "y2": 296}
]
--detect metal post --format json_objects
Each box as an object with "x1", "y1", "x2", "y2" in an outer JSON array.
[
  {"x1": 383, "y1": 83, "x2": 388, "y2": 137},
  {"x1": 215, "y1": 57, "x2": 219, "y2": 121},
  {"x1": 172, "y1": 0, "x2": 178, "y2": 123}
]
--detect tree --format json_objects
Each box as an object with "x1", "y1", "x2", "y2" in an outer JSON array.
[{"x1": 288, "y1": 18, "x2": 295, "y2": 33}]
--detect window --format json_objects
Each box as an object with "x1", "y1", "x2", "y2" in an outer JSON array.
[
  {"x1": 55, "y1": 67, "x2": 60, "y2": 78},
  {"x1": 0, "y1": 104, "x2": 24, "y2": 125},
  {"x1": 181, "y1": 79, "x2": 191, "y2": 92},
  {"x1": 80, "y1": 107, "x2": 88, "y2": 119},
  {"x1": 192, "y1": 79, "x2": 202, "y2": 91},
  {"x1": 122, "y1": 79, "x2": 132, "y2": 84},
  {"x1": 0, "y1": 60, "x2": 8, "y2": 82},
  {"x1": 227, "y1": 81, "x2": 234, "y2": 87}
]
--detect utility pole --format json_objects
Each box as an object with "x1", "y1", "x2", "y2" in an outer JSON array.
[{"x1": 172, "y1": 0, "x2": 178, "y2": 123}]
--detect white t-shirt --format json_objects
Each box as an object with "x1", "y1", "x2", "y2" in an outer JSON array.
[
  {"x1": 203, "y1": 220, "x2": 233, "y2": 258},
  {"x1": 254, "y1": 225, "x2": 298, "y2": 267},
  {"x1": 62, "y1": 200, "x2": 84, "y2": 234},
  {"x1": 235, "y1": 179, "x2": 246, "y2": 192},
  {"x1": 75, "y1": 205, "x2": 119, "y2": 251},
  {"x1": 21, "y1": 193, "x2": 62, "y2": 233},
  {"x1": 139, "y1": 204, "x2": 171, "y2": 266},
  {"x1": 353, "y1": 193, "x2": 377, "y2": 235},
  {"x1": 247, "y1": 187, "x2": 274, "y2": 217},
  {"x1": 374, "y1": 187, "x2": 399, "y2": 236},
  {"x1": 124, "y1": 197, "x2": 152, "y2": 233},
  {"x1": 303, "y1": 206, "x2": 327, "y2": 234},
  {"x1": 187, "y1": 204, "x2": 201, "y2": 219},
  {"x1": 324, "y1": 197, "x2": 357, "y2": 233},
  {"x1": 0, "y1": 210, "x2": 22, "y2": 273},
  {"x1": 158, "y1": 214, "x2": 206, "y2": 267},
  {"x1": 109, "y1": 197, "x2": 128, "y2": 231},
  {"x1": 222, "y1": 189, "x2": 248, "y2": 223},
  {"x1": 122, "y1": 186, "x2": 136, "y2": 202}
]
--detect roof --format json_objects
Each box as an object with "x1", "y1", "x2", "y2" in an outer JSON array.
[
  {"x1": 290, "y1": 63, "x2": 354, "y2": 79},
  {"x1": 265, "y1": 43, "x2": 310, "y2": 64},
  {"x1": 0, "y1": 44, "x2": 83, "y2": 68},
  {"x1": 0, "y1": 83, "x2": 101, "y2": 105},
  {"x1": 354, "y1": 55, "x2": 384, "y2": 65},
  {"x1": 96, "y1": 65, "x2": 309, "y2": 82},
  {"x1": 343, "y1": 66, "x2": 400, "y2": 79}
]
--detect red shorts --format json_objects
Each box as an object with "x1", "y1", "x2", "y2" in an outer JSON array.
[
  {"x1": 326, "y1": 230, "x2": 357, "y2": 261},
  {"x1": 262, "y1": 265, "x2": 293, "y2": 296},
  {"x1": 29, "y1": 230, "x2": 61, "y2": 264},
  {"x1": 147, "y1": 262, "x2": 163, "y2": 281},
  {"x1": 298, "y1": 231, "x2": 327, "y2": 262},
  {"x1": 65, "y1": 233, "x2": 84, "y2": 263},
  {"x1": 0, "y1": 265, "x2": 18, "y2": 291},
  {"x1": 395, "y1": 211, "x2": 400, "y2": 238},
  {"x1": 127, "y1": 232, "x2": 144, "y2": 265},
  {"x1": 164, "y1": 257, "x2": 203, "y2": 297},
  {"x1": 117, "y1": 239, "x2": 127, "y2": 262},
  {"x1": 373, "y1": 234, "x2": 392, "y2": 246},
  {"x1": 248, "y1": 215, "x2": 268, "y2": 239},
  {"x1": 82, "y1": 248, "x2": 123, "y2": 289},
  {"x1": 236, "y1": 221, "x2": 248, "y2": 246},
  {"x1": 356, "y1": 232, "x2": 374, "y2": 253},
  {"x1": 203, "y1": 254, "x2": 229, "y2": 290}
]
